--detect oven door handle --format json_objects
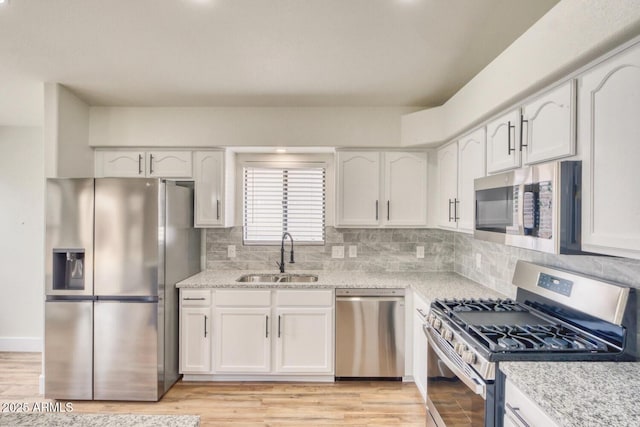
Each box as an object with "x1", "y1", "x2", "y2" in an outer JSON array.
[{"x1": 424, "y1": 324, "x2": 486, "y2": 398}]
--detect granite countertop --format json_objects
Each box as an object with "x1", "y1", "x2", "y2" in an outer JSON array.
[
  {"x1": 501, "y1": 362, "x2": 640, "y2": 427},
  {"x1": 176, "y1": 270, "x2": 507, "y2": 301},
  {"x1": 0, "y1": 413, "x2": 199, "y2": 427}
]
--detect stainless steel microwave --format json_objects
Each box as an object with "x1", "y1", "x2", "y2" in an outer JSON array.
[{"x1": 474, "y1": 161, "x2": 586, "y2": 254}]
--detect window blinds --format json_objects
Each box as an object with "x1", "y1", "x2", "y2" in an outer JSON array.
[{"x1": 243, "y1": 166, "x2": 326, "y2": 244}]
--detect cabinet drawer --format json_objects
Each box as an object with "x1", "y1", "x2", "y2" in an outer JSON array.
[
  {"x1": 216, "y1": 290, "x2": 271, "y2": 307},
  {"x1": 504, "y1": 378, "x2": 559, "y2": 427},
  {"x1": 180, "y1": 289, "x2": 212, "y2": 306},
  {"x1": 276, "y1": 290, "x2": 334, "y2": 307}
]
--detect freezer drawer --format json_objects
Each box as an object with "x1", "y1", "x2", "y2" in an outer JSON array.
[
  {"x1": 44, "y1": 300, "x2": 93, "y2": 400},
  {"x1": 94, "y1": 301, "x2": 160, "y2": 401}
]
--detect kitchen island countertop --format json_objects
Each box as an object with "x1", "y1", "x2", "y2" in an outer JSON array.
[
  {"x1": 176, "y1": 270, "x2": 507, "y2": 301},
  {"x1": 501, "y1": 361, "x2": 640, "y2": 427},
  {"x1": 0, "y1": 413, "x2": 199, "y2": 427}
]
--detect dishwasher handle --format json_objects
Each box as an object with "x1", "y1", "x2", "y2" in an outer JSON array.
[{"x1": 336, "y1": 296, "x2": 405, "y2": 303}]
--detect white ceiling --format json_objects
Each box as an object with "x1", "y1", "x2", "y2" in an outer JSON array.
[{"x1": 0, "y1": 0, "x2": 559, "y2": 126}]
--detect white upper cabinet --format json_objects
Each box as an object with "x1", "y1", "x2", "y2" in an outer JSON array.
[
  {"x1": 437, "y1": 128, "x2": 485, "y2": 232},
  {"x1": 336, "y1": 151, "x2": 381, "y2": 226},
  {"x1": 336, "y1": 151, "x2": 427, "y2": 227},
  {"x1": 193, "y1": 150, "x2": 235, "y2": 228},
  {"x1": 578, "y1": 41, "x2": 640, "y2": 259},
  {"x1": 457, "y1": 128, "x2": 486, "y2": 232},
  {"x1": 96, "y1": 150, "x2": 192, "y2": 178},
  {"x1": 383, "y1": 152, "x2": 427, "y2": 226},
  {"x1": 486, "y1": 109, "x2": 521, "y2": 174},
  {"x1": 437, "y1": 143, "x2": 458, "y2": 229},
  {"x1": 522, "y1": 80, "x2": 576, "y2": 165}
]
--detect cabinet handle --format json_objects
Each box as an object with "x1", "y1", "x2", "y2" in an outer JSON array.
[
  {"x1": 278, "y1": 315, "x2": 281, "y2": 338},
  {"x1": 505, "y1": 403, "x2": 531, "y2": 427},
  {"x1": 448, "y1": 199, "x2": 453, "y2": 222},
  {"x1": 519, "y1": 114, "x2": 529, "y2": 151},
  {"x1": 375, "y1": 200, "x2": 379, "y2": 220},
  {"x1": 149, "y1": 154, "x2": 154, "y2": 174},
  {"x1": 265, "y1": 315, "x2": 269, "y2": 338},
  {"x1": 204, "y1": 315, "x2": 208, "y2": 338},
  {"x1": 507, "y1": 121, "x2": 516, "y2": 155},
  {"x1": 184, "y1": 297, "x2": 205, "y2": 301},
  {"x1": 454, "y1": 198, "x2": 460, "y2": 221},
  {"x1": 138, "y1": 154, "x2": 143, "y2": 175},
  {"x1": 387, "y1": 200, "x2": 390, "y2": 221},
  {"x1": 216, "y1": 200, "x2": 220, "y2": 220}
]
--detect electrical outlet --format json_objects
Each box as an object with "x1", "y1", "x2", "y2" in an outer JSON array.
[
  {"x1": 332, "y1": 246, "x2": 345, "y2": 259},
  {"x1": 416, "y1": 246, "x2": 425, "y2": 259},
  {"x1": 475, "y1": 253, "x2": 482, "y2": 269},
  {"x1": 227, "y1": 245, "x2": 236, "y2": 258},
  {"x1": 348, "y1": 245, "x2": 357, "y2": 258}
]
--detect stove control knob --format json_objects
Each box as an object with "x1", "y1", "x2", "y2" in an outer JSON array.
[
  {"x1": 432, "y1": 318, "x2": 442, "y2": 331},
  {"x1": 442, "y1": 329, "x2": 454, "y2": 342},
  {"x1": 462, "y1": 351, "x2": 477, "y2": 364},
  {"x1": 454, "y1": 343, "x2": 467, "y2": 355},
  {"x1": 427, "y1": 314, "x2": 435, "y2": 325}
]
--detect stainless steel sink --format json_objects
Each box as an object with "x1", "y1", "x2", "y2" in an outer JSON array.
[
  {"x1": 235, "y1": 273, "x2": 319, "y2": 283},
  {"x1": 236, "y1": 274, "x2": 281, "y2": 283},
  {"x1": 277, "y1": 274, "x2": 319, "y2": 283}
]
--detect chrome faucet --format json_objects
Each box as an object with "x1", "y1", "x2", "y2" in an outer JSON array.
[{"x1": 277, "y1": 232, "x2": 295, "y2": 273}]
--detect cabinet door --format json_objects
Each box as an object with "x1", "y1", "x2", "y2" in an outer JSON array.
[
  {"x1": 336, "y1": 151, "x2": 380, "y2": 226},
  {"x1": 147, "y1": 151, "x2": 192, "y2": 178},
  {"x1": 437, "y1": 144, "x2": 458, "y2": 229},
  {"x1": 457, "y1": 128, "x2": 486, "y2": 233},
  {"x1": 275, "y1": 307, "x2": 334, "y2": 374},
  {"x1": 180, "y1": 307, "x2": 212, "y2": 374},
  {"x1": 98, "y1": 151, "x2": 145, "y2": 177},
  {"x1": 412, "y1": 294, "x2": 429, "y2": 403},
  {"x1": 522, "y1": 80, "x2": 576, "y2": 165},
  {"x1": 214, "y1": 307, "x2": 271, "y2": 373},
  {"x1": 194, "y1": 151, "x2": 224, "y2": 227},
  {"x1": 578, "y1": 43, "x2": 640, "y2": 259},
  {"x1": 486, "y1": 109, "x2": 521, "y2": 173},
  {"x1": 384, "y1": 152, "x2": 427, "y2": 226}
]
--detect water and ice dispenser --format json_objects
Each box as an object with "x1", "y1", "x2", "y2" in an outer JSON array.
[{"x1": 52, "y1": 249, "x2": 85, "y2": 290}]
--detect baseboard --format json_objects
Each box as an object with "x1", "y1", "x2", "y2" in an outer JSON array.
[{"x1": 0, "y1": 337, "x2": 43, "y2": 352}]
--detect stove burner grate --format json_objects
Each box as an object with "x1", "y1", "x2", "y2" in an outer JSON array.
[
  {"x1": 469, "y1": 324, "x2": 609, "y2": 352},
  {"x1": 437, "y1": 298, "x2": 527, "y2": 313}
]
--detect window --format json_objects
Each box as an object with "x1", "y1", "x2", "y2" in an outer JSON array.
[{"x1": 243, "y1": 165, "x2": 326, "y2": 244}]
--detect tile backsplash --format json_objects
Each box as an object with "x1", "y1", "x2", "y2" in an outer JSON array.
[
  {"x1": 454, "y1": 233, "x2": 640, "y2": 297},
  {"x1": 205, "y1": 227, "x2": 454, "y2": 273},
  {"x1": 204, "y1": 227, "x2": 640, "y2": 297}
]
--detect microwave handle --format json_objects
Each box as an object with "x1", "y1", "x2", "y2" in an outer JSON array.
[{"x1": 424, "y1": 324, "x2": 486, "y2": 398}]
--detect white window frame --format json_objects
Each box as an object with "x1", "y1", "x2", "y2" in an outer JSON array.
[{"x1": 242, "y1": 161, "x2": 327, "y2": 246}]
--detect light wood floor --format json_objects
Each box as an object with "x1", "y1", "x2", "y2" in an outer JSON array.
[{"x1": 0, "y1": 352, "x2": 426, "y2": 426}]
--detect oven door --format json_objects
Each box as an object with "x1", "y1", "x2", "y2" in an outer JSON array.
[{"x1": 424, "y1": 324, "x2": 491, "y2": 427}]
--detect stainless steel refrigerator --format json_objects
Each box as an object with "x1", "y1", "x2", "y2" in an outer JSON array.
[{"x1": 44, "y1": 178, "x2": 201, "y2": 401}]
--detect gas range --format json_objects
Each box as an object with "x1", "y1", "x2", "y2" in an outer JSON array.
[
  {"x1": 424, "y1": 261, "x2": 638, "y2": 427},
  {"x1": 427, "y1": 262, "x2": 635, "y2": 380}
]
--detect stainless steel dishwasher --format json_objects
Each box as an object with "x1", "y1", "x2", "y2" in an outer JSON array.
[{"x1": 335, "y1": 288, "x2": 405, "y2": 379}]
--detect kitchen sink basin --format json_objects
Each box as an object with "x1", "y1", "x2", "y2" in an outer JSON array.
[
  {"x1": 236, "y1": 274, "x2": 281, "y2": 283},
  {"x1": 277, "y1": 274, "x2": 319, "y2": 283},
  {"x1": 235, "y1": 274, "x2": 319, "y2": 283}
]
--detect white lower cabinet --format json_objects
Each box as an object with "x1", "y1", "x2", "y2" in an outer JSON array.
[
  {"x1": 504, "y1": 378, "x2": 559, "y2": 427},
  {"x1": 180, "y1": 288, "x2": 335, "y2": 379},
  {"x1": 179, "y1": 289, "x2": 213, "y2": 374},
  {"x1": 412, "y1": 292, "x2": 429, "y2": 402},
  {"x1": 215, "y1": 307, "x2": 271, "y2": 373},
  {"x1": 275, "y1": 307, "x2": 333, "y2": 373}
]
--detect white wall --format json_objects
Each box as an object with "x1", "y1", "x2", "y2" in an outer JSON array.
[
  {"x1": 44, "y1": 83, "x2": 94, "y2": 178},
  {"x1": 402, "y1": 0, "x2": 640, "y2": 146},
  {"x1": 0, "y1": 126, "x2": 44, "y2": 351},
  {"x1": 89, "y1": 106, "x2": 417, "y2": 148}
]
